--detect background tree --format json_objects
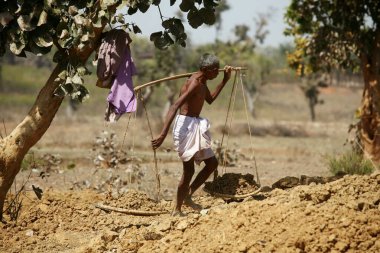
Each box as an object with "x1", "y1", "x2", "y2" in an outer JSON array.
[
  {"x1": 0, "y1": 0, "x2": 221, "y2": 220},
  {"x1": 0, "y1": 58, "x2": 2, "y2": 92},
  {"x1": 285, "y1": 0, "x2": 380, "y2": 162}
]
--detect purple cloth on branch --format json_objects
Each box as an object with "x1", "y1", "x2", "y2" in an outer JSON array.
[{"x1": 106, "y1": 46, "x2": 137, "y2": 115}]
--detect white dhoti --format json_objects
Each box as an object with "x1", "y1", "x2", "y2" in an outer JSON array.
[{"x1": 172, "y1": 114, "x2": 214, "y2": 165}]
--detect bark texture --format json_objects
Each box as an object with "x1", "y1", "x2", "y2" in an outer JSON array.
[
  {"x1": 0, "y1": 26, "x2": 104, "y2": 220},
  {"x1": 359, "y1": 32, "x2": 380, "y2": 164}
]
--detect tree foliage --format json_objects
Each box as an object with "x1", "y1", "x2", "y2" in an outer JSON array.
[
  {"x1": 0, "y1": 0, "x2": 221, "y2": 101},
  {"x1": 285, "y1": 0, "x2": 380, "y2": 161},
  {"x1": 285, "y1": 0, "x2": 380, "y2": 75}
]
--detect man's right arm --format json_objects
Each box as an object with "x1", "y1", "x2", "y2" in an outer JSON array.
[{"x1": 151, "y1": 79, "x2": 198, "y2": 149}]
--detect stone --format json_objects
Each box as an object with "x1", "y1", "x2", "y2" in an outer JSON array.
[
  {"x1": 156, "y1": 220, "x2": 171, "y2": 232},
  {"x1": 176, "y1": 220, "x2": 189, "y2": 231}
]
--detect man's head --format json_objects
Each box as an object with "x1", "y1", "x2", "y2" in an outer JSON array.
[{"x1": 199, "y1": 53, "x2": 220, "y2": 80}]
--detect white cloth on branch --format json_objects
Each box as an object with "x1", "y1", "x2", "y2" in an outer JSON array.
[{"x1": 172, "y1": 114, "x2": 214, "y2": 165}]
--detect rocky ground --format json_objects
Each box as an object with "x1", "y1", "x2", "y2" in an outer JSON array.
[{"x1": 1, "y1": 172, "x2": 379, "y2": 253}]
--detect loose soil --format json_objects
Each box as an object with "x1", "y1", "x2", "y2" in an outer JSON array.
[
  {"x1": 2, "y1": 83, "x2": 375, "y2": 252},
  {"x1": 1, "y1": 173, "x2": 380, "y2": 252}
]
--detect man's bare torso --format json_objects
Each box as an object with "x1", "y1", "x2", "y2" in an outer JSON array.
[{"x1": 179, "y1": 73, "x2": 208, "y2": 117}]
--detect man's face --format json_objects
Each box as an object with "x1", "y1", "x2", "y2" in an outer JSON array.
[{"x1": 204, "y1": 64, "x2": 219, "y2": 80}]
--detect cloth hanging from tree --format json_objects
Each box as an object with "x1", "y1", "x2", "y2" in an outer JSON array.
[
  {"x1": 105, "y1": 44, "x2": 137, "y2": 122},
  {"x1": 95, "y1": 29, "x2": 137, "y2": 122}
]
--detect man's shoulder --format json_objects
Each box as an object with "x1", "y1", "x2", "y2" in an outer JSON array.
[{"x1": 188, "y1": 73, "x2": 204, "y2": 86}]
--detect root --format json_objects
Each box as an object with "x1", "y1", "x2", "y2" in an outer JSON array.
[
  {"x1": 203, "y1": 187, "x2": 263, "y2": 199},
  {"x1": 95, "y1": 203, "x2": 168, "y2": 216}
]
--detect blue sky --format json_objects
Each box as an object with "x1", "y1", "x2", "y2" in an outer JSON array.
[{"x1": 127, "y1": 0, "x2": 292, "y2": 47}]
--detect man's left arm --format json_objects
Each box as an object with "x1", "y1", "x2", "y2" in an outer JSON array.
[{"x1": 205, "y1": 66, "x2": 232, "y2": 104}]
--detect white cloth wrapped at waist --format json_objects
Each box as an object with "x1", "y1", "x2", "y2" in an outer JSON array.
[{"x1": 172, "y1": 114, "x2": 214, "y2": 165}]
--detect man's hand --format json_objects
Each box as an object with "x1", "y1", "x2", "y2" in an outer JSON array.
[
  {"x1": 223, "y1": 65, "x2": 232, "y2": 82},
  {"x1": 151, "y1": 134, "x2": 165, "y2": 150}
]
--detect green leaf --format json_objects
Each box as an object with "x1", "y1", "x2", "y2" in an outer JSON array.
[
  {"x1": 150, "y1": 31, "x2": 163, "y2": 41},
  {"x1": 58, "y1": 70, "x2": 68, "y2": 80},
  {"x1": 170, "y1": 0, "x2": 177, "y2": 6},
  {"x1": 132, "y1": 24, "x2": 142, "y2": 34},
  {"x1": 199, "y1": 7, "x2": 215, "y2": 25},
  {"x1": 81, "y1": 33, "x2": 90, "y2": 42},
  {"x1": 59, "y1": 37, "x2": 74, "y2": 49},
  {"x1": 74, "y1": 15, "x2": 86, "y2": 25},
  {"x1": 100, "y1": 0, "x2": 119, "y2": 10},
  {"x1": 154, "y1": 36, "x2": 170, "y2": 50},
  {"x1": 32, "y1": 32, "x2": 53, "y2": 47},
  {"x1": 77, "y1": 85, "x2": 90, "y2": 103},
  {"x1": 68, "y1": 6, "x2": 78, "y2": 16},
  {"x1": 163, "y1": 32, "x2": 174, "y2": 45},
  {"x1": 72, "y1": 73, "x2": 83, "y2": 85},
  {"x1": 0, "y1": 12, "x2": 14, "y2": 27},
  {"x1": 17, "y1": 15, "x2": 36, "y2": 31},
  {"x1": 62, "y1": 82, "x2": 74, "y2": 94},
  {"x1": 9, "y1": 41, "x2": 26, "y2": 55},
  {"x1": 204, "y1": 0, "x2": 218, "y2": 8},
  {"x1": 128, "y1": 7, "x2": 138, "y2": 15},
  {"x1": 187, "y1": 8, "x2": 202, "y2": 28},
  {"x1": 180, "y1": 0, "x2": 193, "y2": 12},
  {"x1": 37, "y1": 10, "x2": 48, "y2": 26},
  {"x1": 137, "y1": 2, "x2": 150, "y2": 13},
  {"x1": 77, "y1": 66, "x2": 90, "y2": 76},
  {"x1": 117, "y1": 13, "x2": 125, "y2": 24},
  {"x1": 162, "y1": 19, "x2": 171, "y2": 29},
  {"x1": 54, "y1": 86, "x2": 67, "y2": 97},
  {"x1": 175, "y1": 32, "x2": 187, "y2": 42},
  {"x1": 28, "y1": 40, "x2": 51, "y2": 56},
  {"x1": 92, "y1": 16, "x2": 104, "y2": 28}
]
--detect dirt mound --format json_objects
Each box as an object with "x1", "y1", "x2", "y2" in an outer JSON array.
[
  {"x1": 204, "y1": 173, "x2": 260, "y2": 195},
  {"x1": 103, "y1": 189, "x2": 167, "y2": 212},
  {"x1": 1, "y1": 173, "x2": 380, "y2": 253},
  {"x1": 141, "y1": 173, "x2": 380, "y2": 252}
]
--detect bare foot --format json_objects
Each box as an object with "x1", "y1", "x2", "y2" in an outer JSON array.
[
  {"x1": 171, "y1": 210, "x2": 187, "y2": 217},
  {"x1": 183, "y1": 197, "x2": 203, "y2": 210}
]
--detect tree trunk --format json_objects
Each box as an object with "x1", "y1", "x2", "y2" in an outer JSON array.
[
  {"x1": 359, "y1": 47, "x2": 380, "y2": 164},
  {"x1": 0, "y1": 59, "x2": 3, "y2": 92},
  {"x1": 0, "y1": 64, "x2": 65, "y2": 220},
  {"x1": 0, "y1": 27, "x2": 104, "y2": 220}
]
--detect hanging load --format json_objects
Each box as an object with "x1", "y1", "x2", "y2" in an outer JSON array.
[{"x1": 96, "y1": 29, "x2": 137, "y2": 122}]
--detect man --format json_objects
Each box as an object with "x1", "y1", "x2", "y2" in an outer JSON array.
[{"x1": 152, "y1": 53, "x2": 232, "y2": 216}]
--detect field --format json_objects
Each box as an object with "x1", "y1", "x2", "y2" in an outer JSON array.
[{"x1": 1, "y1": 65, "x2": 379, "y2": 252}]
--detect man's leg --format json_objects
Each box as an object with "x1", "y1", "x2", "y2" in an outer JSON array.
[
  {"x1": 173, "y1": 158, "x2": 195, "y2": 214},
  {"x1": 188, "y1": 156, "x2": 218, "y2": 197}
]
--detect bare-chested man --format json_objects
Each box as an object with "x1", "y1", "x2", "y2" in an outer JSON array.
[{"x1": 152, "y1": 53, "x2": 232, "y2": 216}]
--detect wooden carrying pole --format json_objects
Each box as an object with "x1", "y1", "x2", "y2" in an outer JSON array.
[{"x1": 134, "y1": 67, "x2": 247, "y2": 92}]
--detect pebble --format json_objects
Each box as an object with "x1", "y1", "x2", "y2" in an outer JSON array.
[
  {"x1": 25, "y1": 230, "x2": 34, "y2": 237},
  {"x1": 176, "y1": 220, "x2": 188, "y2": 231}
]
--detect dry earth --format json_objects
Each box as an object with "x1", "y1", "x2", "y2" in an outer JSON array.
[
  {"x1": 1, "y1": 173, "x2": 379, "y2": 253},
  {"x1": 2, "y1": 83, "x2": 375, "y2": 252}
]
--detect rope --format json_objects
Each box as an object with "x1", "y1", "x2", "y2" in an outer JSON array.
[
  {"x1": 239, "y1": 73, "x2": 261, "y2": 186},
  {"x1": 121, "y1": 112, "x2": 133, "y2": 149},
  {"x1": 214, "y1": 70, "x2": 261, "y2": 187},
  {"x1": 222, "y1": 71, "x2": 239, "y2": 175},
  {"x1": 137, "y1": 90, "x2": 161, "y2": 201},
  {"x1": 214, "y1": 70, "x2": 239, "y2": 180}
]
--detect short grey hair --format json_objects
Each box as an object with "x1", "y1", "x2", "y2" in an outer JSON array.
[{"x1": 199, "y1": 53, "x2": 219, "y2": 69}]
